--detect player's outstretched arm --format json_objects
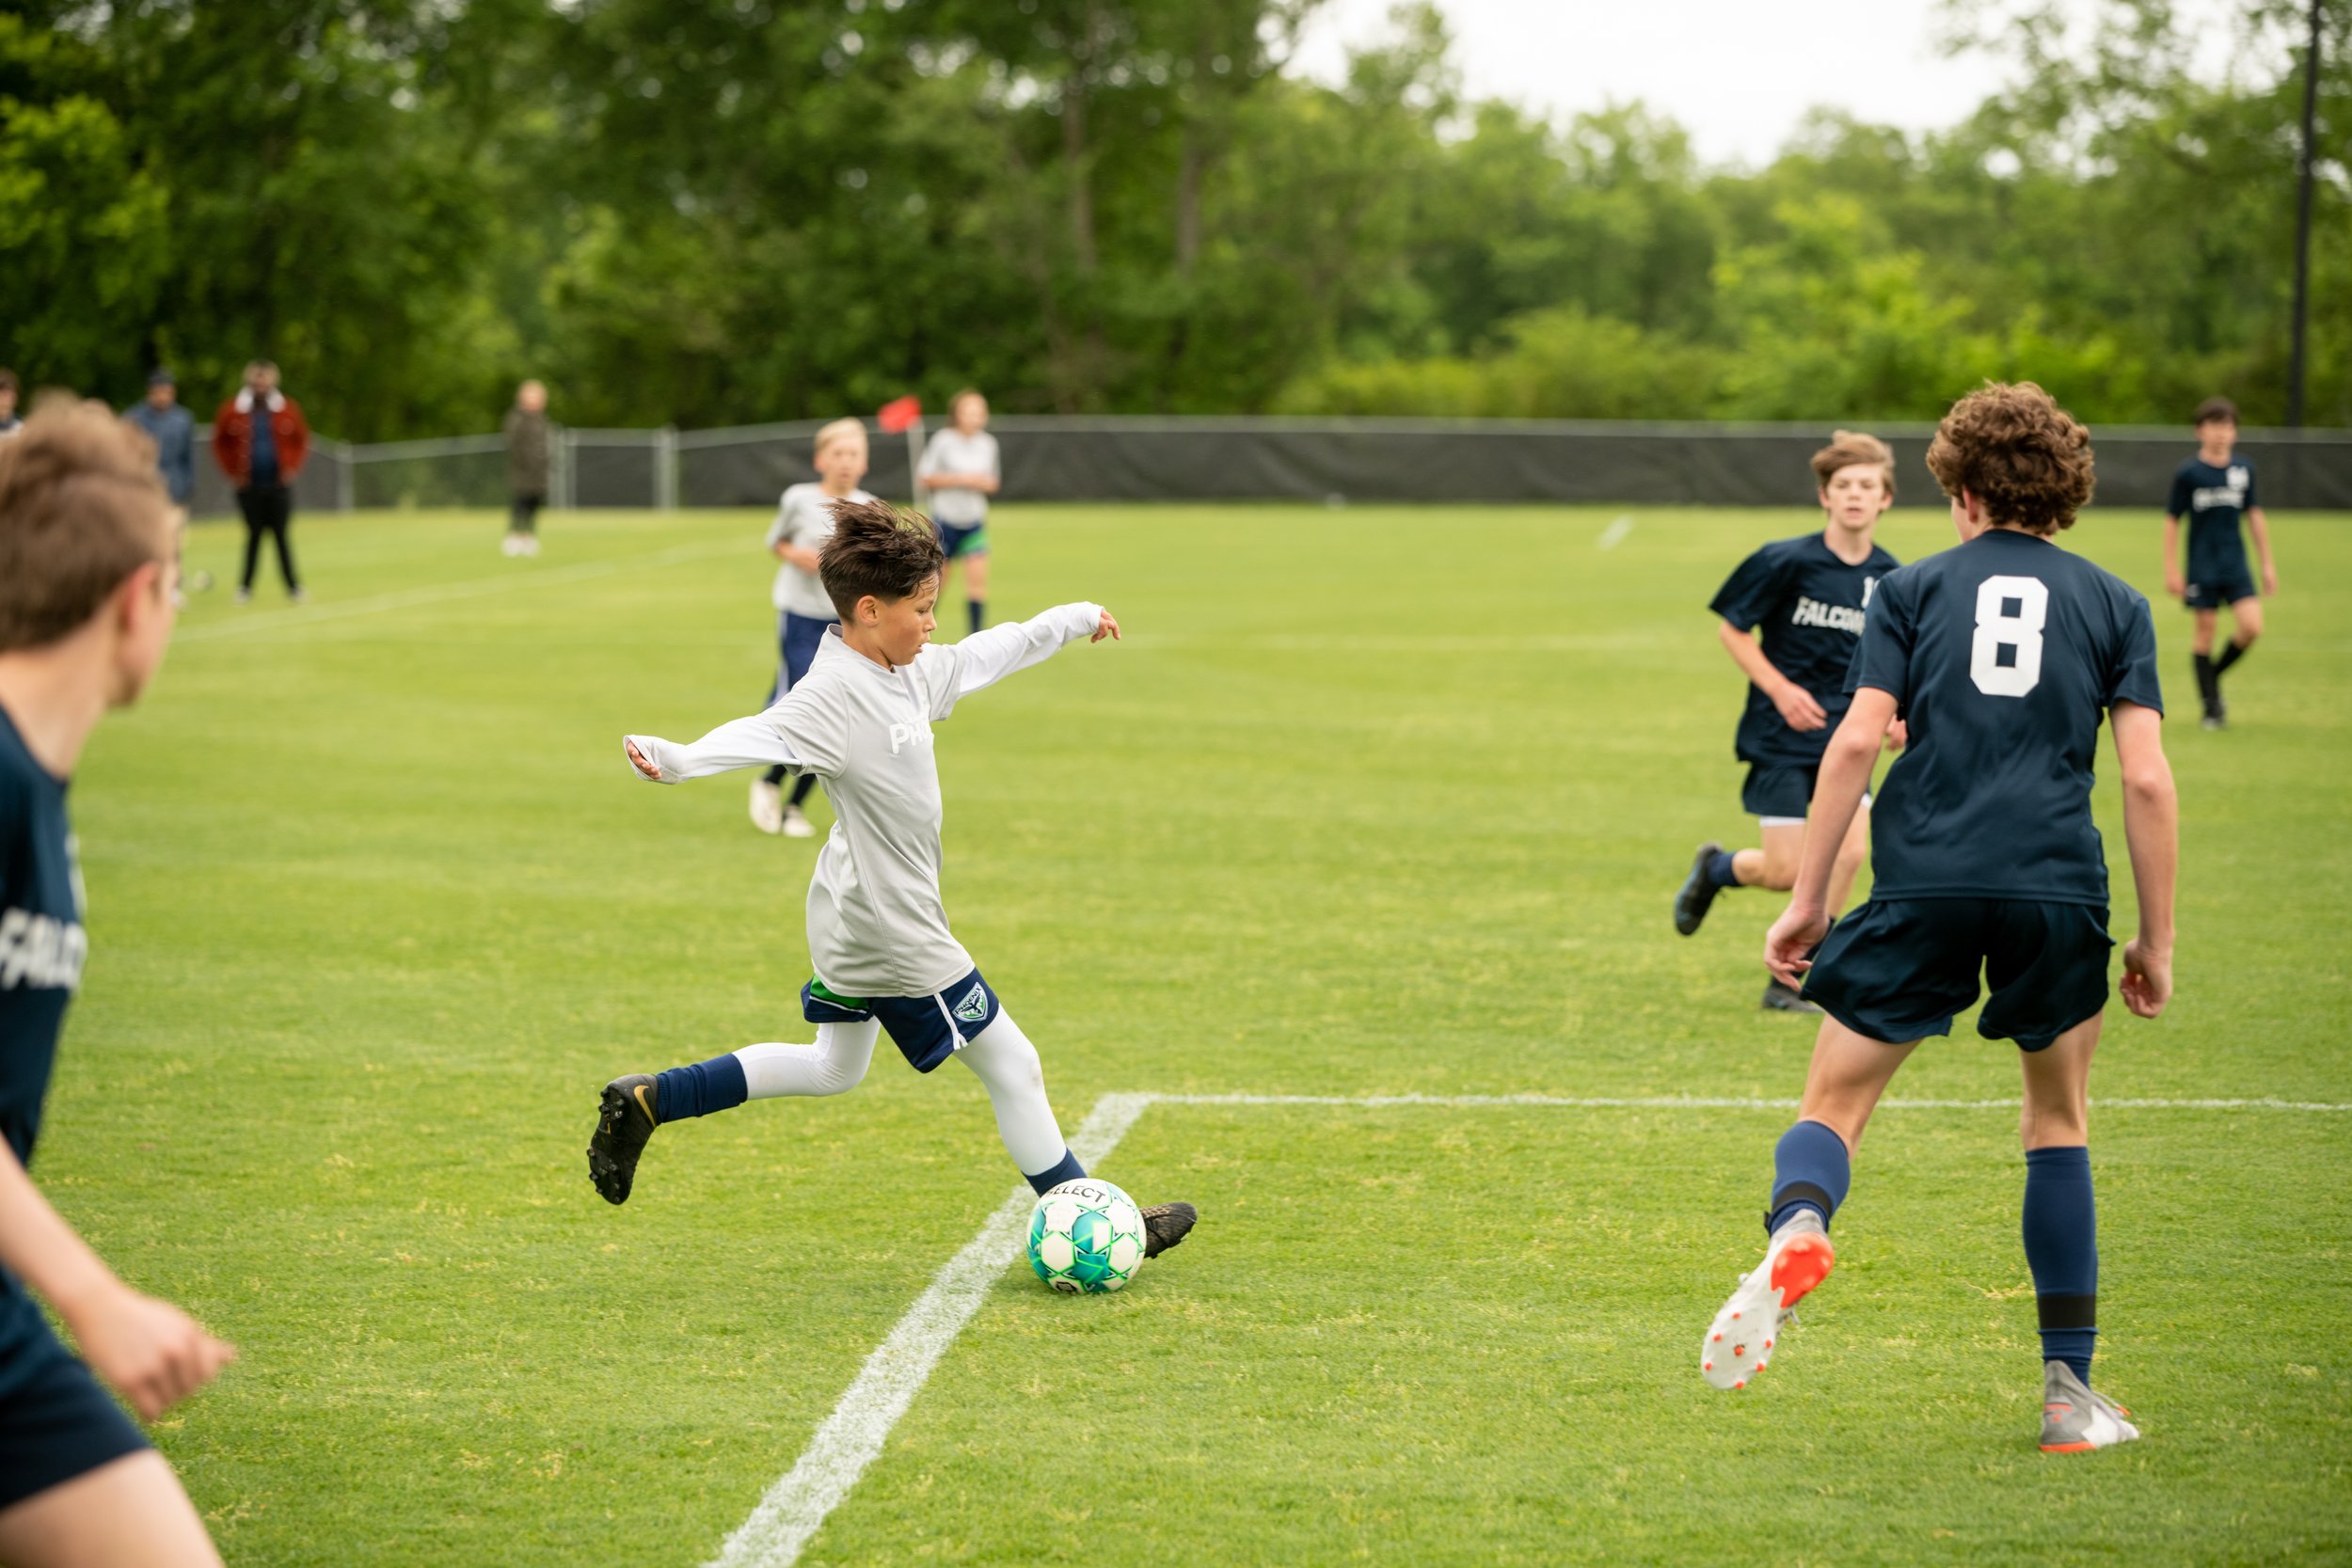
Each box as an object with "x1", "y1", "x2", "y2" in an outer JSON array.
[
  {"x1": 2112, "y1": 700, "x2": 2176, "y2": 1018},
  {"x1": 624, "y1": 715, "x2": 804, "y2": 784},
  {"x1": 1763, "y1": 687, "x2": 1895, "y2": 986},
  {"x1": 0, "y1": 1143, "x2": 234, "y2": 1419},
  {"x1": 943, "y1": 601, "x2": 1117, "y2": 703}
]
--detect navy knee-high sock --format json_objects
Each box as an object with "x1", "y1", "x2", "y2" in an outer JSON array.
[
  {"x1": 1767, "y1": 1119, "x2": 1851, "y2": 1233},
  {"x1": 651, "y1": 1055, "x2": 749, "y2": 1123},
  {"x1": 968, "y1": 599, "x2": 986, "y2": 639},
  {"x1": 2214, "y1": 639, "x2": 2249, "y2": 677},
  {"x1": 1706, "y1": 848, "x2": 1742, "y2": 889},
  {"x1": 2023, "y1": 1145, "x2": 2098, "y2": 1383}
]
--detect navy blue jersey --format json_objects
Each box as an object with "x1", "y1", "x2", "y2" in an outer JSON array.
[
  {"x1": 1710, "y1": 532, "x2": 1899, "y2": 767},
  {"x1": 2167, "y1": 456, "x2": 2257, "y2": 581},
  {"x1": 0, "y1": 705, "x2": 87, "y2": 1382},
  {"x1": 1849, "y1": 529, "x2": 2163, "y2": 905}
]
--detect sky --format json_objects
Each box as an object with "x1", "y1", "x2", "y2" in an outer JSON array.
[{"x1": 1288, "y1": 0, "x2": 2249, "y2": 168}]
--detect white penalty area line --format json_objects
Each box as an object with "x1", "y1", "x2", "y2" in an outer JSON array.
[
  {"x1": 707, "y1": 1085, "x2": 2348, "y2": 1568},
  {"x1": 174, "y1": 537, "x2": 747, "y2": 644},
  {"x1": 1597, "y1": 514, "x2": 1637, "y2": 550}
]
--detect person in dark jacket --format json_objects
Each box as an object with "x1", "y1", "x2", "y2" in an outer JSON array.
[
  {"x1": 211, "y1": 361, "x2": 310, "y2": 604},
  {"x1": 122, "y1": 372, "x2": 194, "y2": 519},
  {"x1": 502, "y1": 380, "x2": 551, "y2": 557}
]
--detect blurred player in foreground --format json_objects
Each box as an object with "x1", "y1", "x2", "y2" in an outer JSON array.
[
  {"x1": 0, "y1": 404, "x2": 234, "y2": 1565},
  {"x1": 915, "y1": 388, "x2": 999, "y2": 640},
  {"x1": 591, "y1": 500, "x2": 1196, "y2": 1257},
  {"x1": 1700, "y1": 384, "x2": 2177, "y2": 1455},
  {"x1": 2162, "y1": 397, "x2": 2278, "y2": 729},
  {"x1": 1674, "y1": 432, "x2": 1902, "y2": 1011},
  {"x1": 751, "y1": 419, "x2": 875, "y2": 838}
]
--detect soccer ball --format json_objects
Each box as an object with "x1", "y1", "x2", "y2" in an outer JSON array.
[{"x1": 1025, "y1": 1178, "x2": 1146, "y2": 1294}]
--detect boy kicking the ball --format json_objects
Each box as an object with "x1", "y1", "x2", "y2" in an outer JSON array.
[
  {"x1": 588, "y1": 499, "x2": 1197, "y2": 1260},
  {"x1": 1673, "y1": 431, "x2": 1903, "y2": 1011},
  {"x1": 1698, "y1": 383, "x2": 2176, "y2": 1455}
]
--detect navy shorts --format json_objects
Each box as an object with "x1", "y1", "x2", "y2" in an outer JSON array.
[
  {"x1": 937, "y1": 521, "x2": 989, "y2": 562},
  {"x1": 803, "y1": 969, "x2": 1002, "y2": 1073},
  {"x1": 0, "y1": 1314, "x2": 150, "y2": 1511},
  {"x1": 1801, "y1": 897, "x2": 2114, "y2": 1051},
  {"x1": 1742, "y1": 763, "x2": 1819, "y2": 821},
  {"x1": 2184, "y1": 562, "x2": 2257, "y2": 610},
  {"x1": 767, "y1": 611, "x2": 837, "y2": 704}
]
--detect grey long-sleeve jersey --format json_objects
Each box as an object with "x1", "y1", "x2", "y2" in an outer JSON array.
[{"x1": 627, "y1": 602, "x2": 1104, "y2": 997}]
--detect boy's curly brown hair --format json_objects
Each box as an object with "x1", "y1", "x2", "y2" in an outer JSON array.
[{"x1": 1924, "y1": 381, "x2": 2095, "y2": 535}]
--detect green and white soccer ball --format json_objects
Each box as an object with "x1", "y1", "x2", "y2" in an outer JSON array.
[{"x1": 1025, "y1": 1178, "x2": 1146, "y2": 1294}]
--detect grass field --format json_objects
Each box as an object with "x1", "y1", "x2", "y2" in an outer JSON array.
[{"x1": 44, "y1": 499, "x2": 2352, "y2": 1565}]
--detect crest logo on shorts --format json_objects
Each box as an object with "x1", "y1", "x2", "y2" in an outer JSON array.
[{"x1": 953, "y1": 981, "x2": 991, "y2": 1024}]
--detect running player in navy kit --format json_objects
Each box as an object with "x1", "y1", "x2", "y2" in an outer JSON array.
[
  {"x1": 0, "y1": 404, "x2": 233, "y2": 1564},
  {"x1": 2162, "y1": 397, "x2": 2279, "y2": 728},
  {"x1": 1698, "y1": 384, "x2": 2178, "y2": 1455},
  {"x1": 1674, "y1": 432, "x2": 1903, "y2": 1011}
]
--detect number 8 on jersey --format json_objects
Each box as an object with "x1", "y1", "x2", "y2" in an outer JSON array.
[{"x1": 1971, "y1": 574, "x2": 2048, "y2": 697}]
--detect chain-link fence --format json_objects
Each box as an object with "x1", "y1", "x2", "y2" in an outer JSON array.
[{"x1": 188, "y1": 415, "x2": 2352, "y2": 518}]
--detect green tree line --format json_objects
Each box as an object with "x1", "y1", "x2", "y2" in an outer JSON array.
[{"x1": 2, "y1": 0, "x2": 2343, "y2": 438}]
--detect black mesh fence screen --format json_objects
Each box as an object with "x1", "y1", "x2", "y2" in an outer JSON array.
[
  {"x1": 195, "y1": 417, "x2": 2352, "y2": 520},
  {"x1": 680, "y1": 417, "x2": 2352, "y2": 512}
]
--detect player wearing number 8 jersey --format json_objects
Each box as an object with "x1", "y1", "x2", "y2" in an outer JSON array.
[{"x1": 1697, "y1": 384, "x2": 2178, "y2": 1456}]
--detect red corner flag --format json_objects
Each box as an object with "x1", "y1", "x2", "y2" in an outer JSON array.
[{"x1": 877, "y1": 395, "x2": 922, "y2": 434}]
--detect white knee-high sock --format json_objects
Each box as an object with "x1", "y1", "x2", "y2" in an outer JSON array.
[
  {"x1": 734, "y1": 1020, "x2": 879, "y2": 1100},
  {"x1": 954, "y1": 1011, "x2": 1072, "y2": 1178}
]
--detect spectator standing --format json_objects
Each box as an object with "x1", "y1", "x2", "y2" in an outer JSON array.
[
  {"x1": 0, "y1": 372, "x2": 20, "y2": 438},
  {"x1": 211, "y1": 361, "x2": 310, "y2": 604},
  {"x1": 502, "y1": 380, "x2": 551, "y2": 557},
  {"x1": 122, "y1": 372, "x2": 195, "y2": 521}
]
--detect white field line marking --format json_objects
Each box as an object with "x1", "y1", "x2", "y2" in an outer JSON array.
[
  {"x1": 706, "y1": 1092, "x2": 1153, "y2": 1568},
  {"x1": 711, "y1": 1085, "x2": 2348, "y2": 1568},
  {"x1": 1597, "y1": 514, "x2": 1637, "y2": 550},
  {"x1": 175, "y1": 537, "x2": 746, "y2": 644},
  {"x1": 1147, "y1": 1092, "x2": 2352, "y2": 1113}
]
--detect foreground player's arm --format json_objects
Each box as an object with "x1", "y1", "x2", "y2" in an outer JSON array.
[
  {"x1": 1714, "y1": 620, "x2": 1826, "y2": 731},
  {"x1": 2111, "y1": 700, "x2": 2176, "y2": 1018},
  {"x1": 624, "y1": 715, "x2": 805, "y2": 784},
  {"x1": 2159, "y1": 514, "x2": 2185, "y2": 598},
  {"x1": 938, "y1": 602, "x2": 1117, "y2": 705},
  {"x1": 1762, "y1": 687, "x2": 1895, "y2": 986},
  {"x1": 2247, "y1": 506, "x2": 2278, "y2": 594},
  {"x1": 0, "y1": 1143, "x2": 234, "y2": 1418}
]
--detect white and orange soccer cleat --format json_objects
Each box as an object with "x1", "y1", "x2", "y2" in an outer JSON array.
[
  {"x1": 1702, "y1": 1209, "x2": 1835, "y2": 1390},
  {"x1": 2039, "y1": 1361, "x2": 2140, "y2": 1452}
]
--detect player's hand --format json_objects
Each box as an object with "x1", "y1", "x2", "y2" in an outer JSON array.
[
  {"x1": 2119, "y1": 939, "x2": 2171, "y2": 1019},
  {"x1": 1772, "y1": 684, "x2": 1828, "y2": 732},
  {"x1": 2263, "y1": 563, "x2": 2279, "y2": 596},
  {"x1": 2164, "y1": 569, "x2": 2185, "y2": 598},
  {"x1": 70, "y1": 1283, "x2": 236, "y2": 1420},
  {"x1": 1764, "y1": 902, "x2": 1830, "y2": 989},
  {"x1": 624, "y1": 737, "x2": 662, "y2": 781},
  {"x1": 1091, "y1": 610, "x2": 1120, "y2": 643},
  {"x1": 1884, "y1": 718, "x2": 1909, "y2": 752}
]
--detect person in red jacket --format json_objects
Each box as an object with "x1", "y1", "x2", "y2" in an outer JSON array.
[{"x1": 211, "y1": 361, "x2": 310, "y2": 604}]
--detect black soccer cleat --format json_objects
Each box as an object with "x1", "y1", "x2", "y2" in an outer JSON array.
[
  {"x1": 1140, "y1": 1201, "x2": 1198, "y2": 1259},
  {"x1": 587, "y1": 1073, "x2": 660, "y2": 1205},
  {"x1": 1675, "y1": 842, "x2": 1726, "y2": 936},
  {"x1": 1761, "y1": 978, "x2": 1822, "y2": 1015}
]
